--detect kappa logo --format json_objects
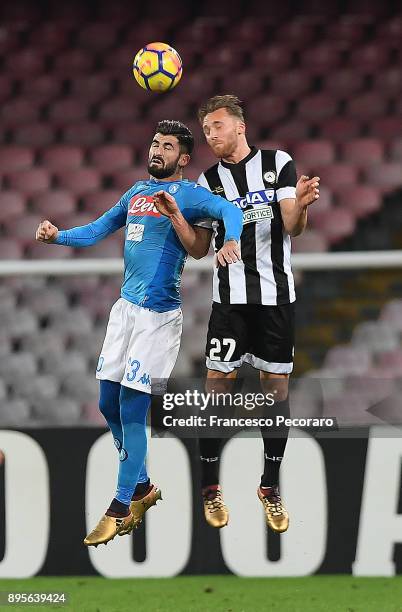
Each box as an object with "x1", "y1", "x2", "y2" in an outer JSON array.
[
  {"x1": 264, "y1": 454, "x2": 283, "y2": 462},
  {"x1": 119, "y1": 448, "x2": 128, "y2": 462},
  {"x1": 128, "y1": 195, "x2": 160, "y2": 217},
  {"x1": 212, "y1": 186, "x2": 225, "y2": 195}
]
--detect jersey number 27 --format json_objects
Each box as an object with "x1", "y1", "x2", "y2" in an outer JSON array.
[{"x1": 209, "y1": 338, "x2": 236, "y2": 362}]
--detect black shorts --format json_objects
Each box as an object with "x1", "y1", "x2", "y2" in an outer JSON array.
[{"x1": 205, "y1": 302, "x2": 295, "y2": 374}]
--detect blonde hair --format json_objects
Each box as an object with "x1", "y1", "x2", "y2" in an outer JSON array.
[{"x1": 198, "y1": 95, "x2": 245, "y2": 124}]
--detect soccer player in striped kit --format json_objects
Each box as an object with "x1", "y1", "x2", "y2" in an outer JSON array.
[{"x1": 195, "y1": 96, "x2": 320, "y2": 532}]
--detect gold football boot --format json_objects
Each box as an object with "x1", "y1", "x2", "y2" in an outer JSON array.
[
  {"x1": 84, "y1": 512, "x2": 133, "y2": 546},
  {"x1": 118, "y1": 485, "x2": 162, "y2": 536},
  {"x1": 203, "y1": 485, "x2": 229, "y2": 528},
  {"x1": 257, "y1": 486, "x2": 289, "y2": 533}
]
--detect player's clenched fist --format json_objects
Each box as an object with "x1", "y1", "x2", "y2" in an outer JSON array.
[
  {"x1": 35, "y1": 220, "x2": 58, "y2": 243},
  {"x1": 216, "y1": 239, "x2": 241, "y2": 267}
]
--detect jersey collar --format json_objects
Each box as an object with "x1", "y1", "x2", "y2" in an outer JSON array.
[
  {"x1": 148, "y1": 177, "x2": 188, "y2": 184},
  {"x1": 220, "y1": 146, "x2": 258, "y2": 169}
]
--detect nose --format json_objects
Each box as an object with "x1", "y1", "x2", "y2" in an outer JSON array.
[{"x1": 152, "y1": 143, "x2": 163, "y2": 155}]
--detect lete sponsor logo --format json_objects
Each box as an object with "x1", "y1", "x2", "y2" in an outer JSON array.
[{"x1": 128, "y1": 195, "x2": 160, "y2": 217}]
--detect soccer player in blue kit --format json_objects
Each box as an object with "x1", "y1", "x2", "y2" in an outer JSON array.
[{"x1": 35, "y1": 120, "x2": 242, "y2": 546}]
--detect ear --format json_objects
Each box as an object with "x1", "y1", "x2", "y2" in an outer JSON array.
[
  {"x1": 179, "y1": 152, "x2": 190, "y2": 168},
  {"x1": 237, "y1": 121, "x2": 246, "y2": 136}
]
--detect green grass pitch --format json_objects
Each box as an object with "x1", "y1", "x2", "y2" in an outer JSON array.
[{"x1": 0, "y1": 576, "x2": 401, "y2": 612}]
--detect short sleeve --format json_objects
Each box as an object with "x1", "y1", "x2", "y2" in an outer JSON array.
[
  {"x1": 197, "y1": 173, "x2": 211, "y2": 190},
  {"x1": 275, "y1": 150, "x2": 297, "y2": 201}
]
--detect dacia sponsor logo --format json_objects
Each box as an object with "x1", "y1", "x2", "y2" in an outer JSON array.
[
  {"x1": 128, "y1": 195, "x2": 160, "y2": 217},
  {"x1": 243, "y1": 206, "x2": 274, "y2": 225},
  {"x1": 232, "y1": 189, "x2": 276, "y2": 209}
]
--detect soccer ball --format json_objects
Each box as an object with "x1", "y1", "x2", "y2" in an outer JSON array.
[{"x1": 133, "y1": 42, "x2": 182, "y2": 93}]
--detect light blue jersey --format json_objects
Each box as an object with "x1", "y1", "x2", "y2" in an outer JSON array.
[{"x1": 55, "y1": 178, "x2": 242, "y2": 312}]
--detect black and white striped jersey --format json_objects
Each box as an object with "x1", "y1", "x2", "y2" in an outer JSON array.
[{"x1": 197, "y1": 146, "x2": 297, "y2": 306}]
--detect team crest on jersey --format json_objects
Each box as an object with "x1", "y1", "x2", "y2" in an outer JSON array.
[
  {"x1": 212, "y1": 186, "x2": 225, "y2": 195},
  {"x1": 128, "y1": 195, "x2": 160, "y2": 217},
  {"x1": 168, "y1": 183, "x2": 180, "y2": 194},
  {"x1": 264, "y1": 171, "x2": 276, "y2": 183},
  {"x1": 232, "y1": 189, "x2": 276, "y2": 209}
]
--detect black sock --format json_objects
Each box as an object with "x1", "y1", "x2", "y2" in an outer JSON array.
[
  {"x1": 133, "y1": 478, "x2": 151, "y2": 498},
  {"x1": 260, "y1": 397, "x2": 290, "y2": 488},
  {"x1": 106, "y1": 498, "x2": 130, "y2": 517},
  {"x1": 199, "y1": 437, "x2": 222, "y2": 488}
]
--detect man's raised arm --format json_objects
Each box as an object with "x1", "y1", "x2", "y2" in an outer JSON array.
[
  {"x1": 35, "y1": 199, "x2": 128, "y2": 247},
  {"x1": 153, "y1": 190, "x2": 242, "y2": 266}
]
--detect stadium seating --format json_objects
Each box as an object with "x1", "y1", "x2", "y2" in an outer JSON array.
[
  {"x1": 0, "y1": 191, "x2": 26, "y2": 221},
  {"x1": 319, "y1": 118, "x2": 361, "y2": 142},
  {"x1": 340, "y1": 140, "x2": 384, "y2": 165},
  {"x1": 337, "y1": 186, "x2": 381, "y2": 218},
  {"x1": 32, "y1": 191, "x2": 77, "y2": 216},
  {"x1": 83, "y1": 190, "x2": 122, "y2": 215},
  {"x1": 0, "y1": 399, "x2": 31, "y2": 426},
  {"x1": 12, "y1": 123, "x2": 56, "y2": 146},
  {"x1": 6, "y1": 168, "x2": 50, "y2": 192},
  {"x1": 90, "y1": 145, "x2": 133, "y2": 171},
  {"x1": 2, "y1": 3, "x2": 402, "y2": 425},
  {"x1": 55, "y1": 169, "x2": 101, "y2": 193},
  {"x1": 62, "y1": 122, "x2": 106, "y2": 146}
]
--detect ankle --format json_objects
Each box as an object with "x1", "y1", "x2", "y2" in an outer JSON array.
[
  {"x1": 132, "y1": 482, "x2": 153, "y2": 501},
  {"x1": 106, "y1": 498, "x2": 130, "y2": 517}
]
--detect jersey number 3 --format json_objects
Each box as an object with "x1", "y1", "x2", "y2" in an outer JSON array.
[{"x1": 209, "y1": 338, "x2": 236, "y2": 362}]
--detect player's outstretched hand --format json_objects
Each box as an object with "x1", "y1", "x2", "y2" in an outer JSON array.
[
  {"x1": 153, "y1": 190, "x2": 180, "y2": 218},
  {"x1": 296, "y1": 175, "x2": 320, "y2": 207},
  {"x1": 35, "y1": 220, "x2": 58, "y2": 243},
  {"x1": 216, "y1": 239, "x2": 241, "y2": 267}
]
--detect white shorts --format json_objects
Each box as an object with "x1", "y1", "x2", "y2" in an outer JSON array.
[{"x1": 96, "y1": 298, "x2": 183, "y2": 394}]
